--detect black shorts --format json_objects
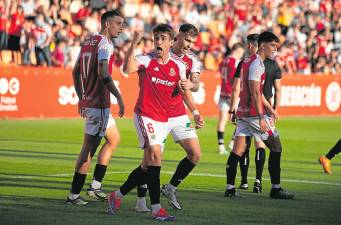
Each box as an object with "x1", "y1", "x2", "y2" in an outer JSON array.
[
  {"x1": 0, "y1": 31, "x2": 8, "y2": 50},
  {"x1": 7, "y1": 35, "x2": 20, "y2": 51}
]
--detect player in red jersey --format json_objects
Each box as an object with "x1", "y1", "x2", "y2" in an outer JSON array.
[
  {"x1": 225, "y1": 31, "x2": 294, "y2": 199},
  {"x1": 85, "y1": 54, "x2": 124, "y2": 202},
  {"x1": 66, "y1": 10, "x2": 125, "y2": 205},
  {"x1": 217, "y1": 43, "x2": 244, "y2": 154},
  {"x1": 132, "y1": 23, "x2": 204, "y2": 212},
  {"x1": 107, "y1": 24, "x2": 201, "y2": 222}
]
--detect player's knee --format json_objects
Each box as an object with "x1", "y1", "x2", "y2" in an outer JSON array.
[
  {"x1": 266, "y1": 136, "x2": 282, "y2": 153},
  {"x1": 188, "y1": 150, "x2": 201, "y2": 164}
]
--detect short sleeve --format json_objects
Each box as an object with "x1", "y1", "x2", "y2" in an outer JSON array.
[
  {"x1": 248, "y1": 58, "x2": 264, "y2": 81},
  {"x1": 98, "y1": 39, "x2": 113, "y2": 61},
  {"x1": 135, "y1": 54, "x2": 151, "y2": 68},
  {"x1": 176, "y1": 60, "x2": 187, "y2": 79},
  {"x1": 190, "y1": 55, "x2": 202, "y2": 74}
]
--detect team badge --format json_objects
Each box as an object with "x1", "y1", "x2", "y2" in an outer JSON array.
[
  {"x1": 169, "y1": 68, "x2": 176, "y2": 76},
  {"x1": 184, "y1": 62, "x2": 189, "y2": 69}
]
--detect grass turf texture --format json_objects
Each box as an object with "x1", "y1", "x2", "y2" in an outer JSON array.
[{"x1": 0, "y1": 117, "x2": 340, "y2": 225}]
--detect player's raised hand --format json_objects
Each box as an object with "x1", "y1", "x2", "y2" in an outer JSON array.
[
  {"x1": 132, "y1": 30, "x2": 144, "y2": 45},
  {"x1": 179, "y1": 79, "x2": 193, "y2": 91},
  {"x1": 194, "y1": 114, "x2": 204, "y2": 129},
  {"x1": 117, "y1": 97, "x2": 125, "y2": 118}
]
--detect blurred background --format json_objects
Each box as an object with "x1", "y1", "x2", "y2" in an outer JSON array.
[{"x1": 0, "y1": 0, "x2": 340, "y2": 75}]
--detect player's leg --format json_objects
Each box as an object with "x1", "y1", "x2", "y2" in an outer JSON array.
[
  {"x1": 217, "y1": 97, "x2": 229, "y2": 154},
  {"x1": 239, "y1": 136, "x2": 251, "y2": 189},
  {"x1": 253, "y1": 140, "x2": 266, "y2": 193},
  {"x1": 319, "y1": 139, "x2": 341, "y2": 174},
  {"x1": 67, "y1": 108, "x2": 109, "y2": 205},
  {"x1": 225, "y1": 120, "x2": 249, "y2": 197},
  {"x1": 162, "y1": 137, "x2": 201, "y2": 210},
  {"x1": 87, "y1": 116, "x2": 120, "y2": 201},
  {"x1": 66, "y1": 133, "x2": 103, "y2": 205},
  {"x1": 260, "y1": 116, "x2": 294, "y2": 199}
]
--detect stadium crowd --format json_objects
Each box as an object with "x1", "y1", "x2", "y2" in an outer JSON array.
[{"x1": 0, "y1": 0, "x2": 340, "y2": 75}]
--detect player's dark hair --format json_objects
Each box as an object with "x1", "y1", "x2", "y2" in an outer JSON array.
[
  {"x1": 152, "y1": 23, "x2": 175, "y2": 39},
  {"x1": 101, "y1": 9, "x2": 123, "y2": 27},
  {"x1": 247, "y1": 33, "x2": 259, "y2": 46},
  {"x1": 231, "y1": 42, "x2": 244, "y2": 52},
  {"x1": 258, "y1": 31, "x2": 279, "y2": 46},
  {"x1": 179, "y1": 23, "x2": 199, "y2": 37}
]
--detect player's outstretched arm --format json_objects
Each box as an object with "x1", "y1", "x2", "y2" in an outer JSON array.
[
  {"x1": 122, "y1": 31, "x2": 143, "y2": 74},
  {"x1": 181, "y1": 88, "x2": 204, "y2": 129},
  {"x1": 99, "y1": 59, "x2": 125, "y2": 117}
]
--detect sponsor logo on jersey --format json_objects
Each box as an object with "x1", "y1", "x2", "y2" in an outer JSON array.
[
  {"x1": 169, "y1": 68, "x2": 176, "y2": 76},
  {"x1": 151, "y1": 77, "x2": 175, "y2": 87},
  {"x1": 154, "y1": 67, "x2": 159, "y2": 71}
]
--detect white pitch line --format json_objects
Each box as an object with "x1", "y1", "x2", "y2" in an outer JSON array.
[{"x1": 6, "y1": 171, "x2": 341, "y2": 186}]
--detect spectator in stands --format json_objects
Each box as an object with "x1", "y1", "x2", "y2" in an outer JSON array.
[
  {"x1": 8, "y1": 4, "x2": 24, "y2": 64},
  {"x1": 51, "y1": 39, "x2": 65, "y2": 67},
  {"x1": 34, "y1": 13, "x2": 52, "y2": 66}
]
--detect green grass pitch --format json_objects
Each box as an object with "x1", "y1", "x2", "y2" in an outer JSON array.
[{"x1": 0, "y1": 117, "x2": 340, "y2": 225}]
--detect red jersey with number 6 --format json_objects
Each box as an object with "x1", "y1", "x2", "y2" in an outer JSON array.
[
  {"x1": 237, "y1": 54, "x2": 265, "y2": 118},
  {"x1": 78, "y1": 34, "x2": 114, "y2": 108},
  {"x1": 134, "y1": 52, "x2": 187, "y2": 122}
]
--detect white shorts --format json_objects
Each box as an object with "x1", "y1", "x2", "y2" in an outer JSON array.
[
  {"x1": 235, "y1": 115, "x2": 278, "y2": 142},
  {"x1": 106, "y1": 113, "x2": 116, "y2": 128},
  {"x1": 218, "y1": 96, "x2": 231, "y2": 112},
  {"x1": 134, "y1": 113, "x2": 168, "y2": 150},
  {"x1": 84, "y1": 108, "x2": 110, "y2": 137},
  {"x1": 168, "y1": 115, "x2": 197, "y2": 143}
]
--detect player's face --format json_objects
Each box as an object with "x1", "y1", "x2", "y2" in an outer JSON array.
[
  {"x1": 264, "y1": 41, "x2": 278, "y2": 60},
  {"x1": 107, "y1": 16, "x2": 124, "y2": 39},
  {"x1": 248, "y1": 42, "x2": 258, "y2": 55},
  {"x1": 153, "y1": 32, "x2": 174, "y2": 58},
  {"x1": 176, "y1": 32, "x2": 197, "y2": 55}
]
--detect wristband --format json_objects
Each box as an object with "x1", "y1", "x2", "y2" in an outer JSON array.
[
  {"x1": 228, "y1": 110, "x2": 235, "y2": 114},
  {"x1": 192, "y1": 109, "x2": 200, "y2": 116}
]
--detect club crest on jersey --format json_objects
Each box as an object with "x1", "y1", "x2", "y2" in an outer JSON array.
[
  {"x1": 184, "y1": 62, "x2": 189, "y2": 69},
  {"x1": 169, "y1": 68, "x2": 176, "y2": 76},
  {"x1": 154, "y1": 67, "x2": 159, "y2": 71}
]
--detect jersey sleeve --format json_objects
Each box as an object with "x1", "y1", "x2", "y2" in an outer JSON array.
[
  {"x1": 248, "y1": 58, "x2": 263, "y2": 81},
  {"x1": 190, "y1": 55, "x2": 202, "y2": 74},
  {"x1": 178, "y1": 61, "x2": 187, "y2": 79},
  {"x1": 135, "y1": 54, "x2": 151, "y2": 69},
  {"x1": 98, "y1": 39, "x2": 113, "y2": 61}
]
